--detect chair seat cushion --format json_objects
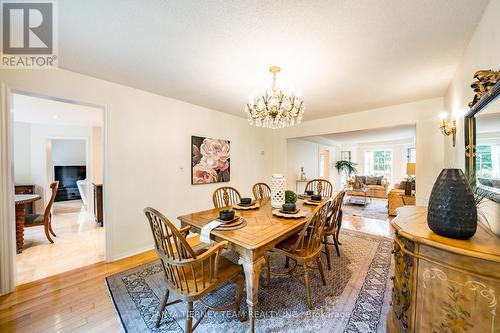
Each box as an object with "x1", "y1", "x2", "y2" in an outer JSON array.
[{"x1": 24, "y1": 214, "x2": 44, "y2": 225}]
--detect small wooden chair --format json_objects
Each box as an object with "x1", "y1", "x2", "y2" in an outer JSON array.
[
  {"x1": 265, "y1": 199, "x2": 332, "y2": 309},
  {"x1": 322, "y1": 191, "x2": 346, "y2": 270},
  {"x1": 305, "y1": 179, "x2": 333, "y2": 197},
  {"x1": 212, "y1": 186, "x2": 241, "y2": 208},
  {"x1": 144, "y1": 207, "x2": 245, "y2": 332},
  {"x1": 252, "y1": 182, "x2": 271, "y2": 200},
  {"x1": 24, "y1": 181, "x2": 58, "y2": 243}
]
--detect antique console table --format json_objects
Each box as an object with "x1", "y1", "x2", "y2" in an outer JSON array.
[{"x1": 387, "y1": 206, "x2": 500, "y2": 333}]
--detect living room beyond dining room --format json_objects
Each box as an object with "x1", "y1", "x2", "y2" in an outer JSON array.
[{"x1": 287, "y1": 125, "x2": 417, "y2": 221}]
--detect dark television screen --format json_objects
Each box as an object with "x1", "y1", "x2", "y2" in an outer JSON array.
[{"x1": 54, "y1": 165, "x2": 86, "y2": 187}]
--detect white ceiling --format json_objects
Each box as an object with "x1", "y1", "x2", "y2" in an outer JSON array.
[
  {"x1": 302, "y1": 125, "x2": 416, "y2": 146},
  {"x1": 58, "y1": 0, "x2": 489, "y2": 120},
  {"x1": 12, "y1": 93, "x2": 103, "y2": 126}
]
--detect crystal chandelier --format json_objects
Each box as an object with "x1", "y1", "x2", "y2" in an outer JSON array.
[{"x1": 245, "y1": 66, "x2": 305, "y2": 129}]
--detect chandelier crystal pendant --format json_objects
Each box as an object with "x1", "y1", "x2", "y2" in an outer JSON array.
[{"x1": 245, "y1": 66, "x2": 305, "y2": 129}]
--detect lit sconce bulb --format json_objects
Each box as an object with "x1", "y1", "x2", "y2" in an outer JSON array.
[{"x1": 439, "y1": 112, "x2": 457, "y2": 147}]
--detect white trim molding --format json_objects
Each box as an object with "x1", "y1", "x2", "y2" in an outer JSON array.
[{"x1": 0, "y1": 84, "x2": 17, "y2": 295}]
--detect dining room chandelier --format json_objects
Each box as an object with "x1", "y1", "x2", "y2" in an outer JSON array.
[{"x1": 245, "y1": 66, "x2": 305, "y2": 129}]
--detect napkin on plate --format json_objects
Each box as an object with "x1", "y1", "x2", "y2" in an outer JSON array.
[{"x1": 200, "y1": 220, "x2": 222, "y2": 244}]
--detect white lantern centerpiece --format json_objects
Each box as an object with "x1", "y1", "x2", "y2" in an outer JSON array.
[{"x1": 271, "y1": 174, "x2": 286, "y2": 208}]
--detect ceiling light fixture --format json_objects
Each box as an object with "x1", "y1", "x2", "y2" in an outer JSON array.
[{"x1": 245, "y1": 66, "x2": 304, "y2": 129}]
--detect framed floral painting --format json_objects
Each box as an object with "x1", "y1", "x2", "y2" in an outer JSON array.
[{"x1": 191, "y1": 136, "x2": 230, "y2": 184}]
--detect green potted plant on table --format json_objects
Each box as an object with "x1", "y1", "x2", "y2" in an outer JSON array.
[{"x1": 283, "y1": 190, "x2": 298, "y2": 212}]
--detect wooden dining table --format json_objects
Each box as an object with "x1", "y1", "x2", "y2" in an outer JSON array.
[
  {"x1": 178, "y1": 197, "x2": 320, "y2": 333},
  {"x1": 15, "y1": 194, "x2": 41, "y2": 253}
]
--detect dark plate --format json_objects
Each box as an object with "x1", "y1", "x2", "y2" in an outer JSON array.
[
  {"x1": 216, "y1": 215, "x2": 240, "y2": 224},
  {"x1": 237, "y1": 201, "x2": 255, "y2": 207}
]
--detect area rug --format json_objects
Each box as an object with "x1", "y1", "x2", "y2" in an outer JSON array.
[
  {"x1": 342, "y1": 198, "x2": 389, "y2": 221},
  {"x1": 106, "y1": 230, "x2": 394, "y2": 333}
]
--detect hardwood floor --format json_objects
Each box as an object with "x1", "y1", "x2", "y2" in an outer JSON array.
[
  {"x1": 17, "y1": 200, "x2": 104, "y2": 285},
  {"x1": 0, "y1": 217, "x2": 392, "y2": 333}
]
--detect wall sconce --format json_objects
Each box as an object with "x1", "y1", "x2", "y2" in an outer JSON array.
[{"x1": 439, "y1": 113, "x2": 457, "y2": 147}]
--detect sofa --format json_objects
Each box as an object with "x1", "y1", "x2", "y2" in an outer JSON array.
[{"x1": 352, "y1": 175, "x2": 389, "y2": 198}]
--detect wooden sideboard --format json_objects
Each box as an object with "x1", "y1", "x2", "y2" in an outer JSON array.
[
  {"x1": 93, "y1": 183, "x2": 103, "y2": 225},
  {"x1": 388, "y1": 206, "x2": 500, "y2": 333}
]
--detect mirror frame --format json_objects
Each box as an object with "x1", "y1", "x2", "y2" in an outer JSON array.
[{"x1": 465, "y1": 76, "x2": 500, "y2": 202}]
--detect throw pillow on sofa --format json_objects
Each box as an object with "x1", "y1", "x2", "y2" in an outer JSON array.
[
  {"x1": 355, "y1": 175, "x2": 366, "y2": 185},
  {"x1": 366, "y1": 176, "x2": 378, "y2": 185},
  {"x1": 376, "y1": 176, "x2": 384, "y2": 185}
]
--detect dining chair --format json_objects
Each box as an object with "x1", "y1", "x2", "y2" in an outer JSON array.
[
  {"x1": 24, "y1": 181, "x2": 59, "y2": 243},
  {"x1": 212, "y1": 186, "x2": 241, "y2": 208},
  {"x1": 265, "y1": 199, "x2": 332, "y2": 309},
  {"x1": 305, "y1": 179, "x2": 333, "y2": 197},
  {"x1": 322, "y1": 190, "x2": 346, "y2": 270},
  {"x1": 252, "y1": 182, "x2": 271, "y2": 200},
  {"x1": 144, "y1": 207, "x2": 246, "y2": 332}
]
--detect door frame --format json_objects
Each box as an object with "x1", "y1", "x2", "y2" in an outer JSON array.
[{"x1": 0, "y1": 86, "x2": 110, "y2": 295}]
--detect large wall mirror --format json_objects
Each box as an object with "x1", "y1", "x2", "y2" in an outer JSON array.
[{"x1": 465, "y1": 70, "x2": 500, "y2": 204}]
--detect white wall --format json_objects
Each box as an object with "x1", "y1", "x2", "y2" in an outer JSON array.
[
  {"x1": 1, "y1": 69, "x2": 273, "y2": 261},
  {"x1": 52, "y1": 139, "x2": 86, "y2": 166},
  {"x1": 13, "y1": 122, "x2": 31, "y2": 184},
  {"x1": 271, "y1": 98, "x2": 445, "y2": 205},
  {"x1": 91, "y1": 127, "x2": 103, "y2": 184},
  {"x1": 286, "y1": 139, "x2": 319, "y2": 191}
]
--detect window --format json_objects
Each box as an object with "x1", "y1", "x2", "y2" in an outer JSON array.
[
  {"x1": 406, "y1": 147, "x2": 416, "y2": 163},
  {"x1": 365, "y1": 149, "x2": 392, "y2": 180},
  {"x1": 476, "y1": 145, "x2": 493, "y2": 178},
  {"x1": 341, "y1": 151, "x2": 351, "y2": 162}
]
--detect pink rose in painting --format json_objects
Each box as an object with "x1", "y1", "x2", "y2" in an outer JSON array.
[
  {"x1": 200, "y1": 138, "x2": 230, "y2": 171},
  {"x1": 192, "y1": 162, "x2": 218, "y2": 184}
]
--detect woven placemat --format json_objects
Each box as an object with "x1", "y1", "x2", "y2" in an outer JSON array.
[
  {"x1": 233, "y1": 203, "x2": 260, "y2": 210},
  {"x1": 303, "y1": 200, "x2": 320, "y2": 206},
  {"x1": 215, "y1": 219, "x2": 247, "y2": 231},
  {"x1": 272, "y1": 209, "x2": 307, "y2": 218}
]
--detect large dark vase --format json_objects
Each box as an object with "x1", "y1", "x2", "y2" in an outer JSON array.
[{"x1": 427, "y1": 169, "x2": 477, "y2": 239}]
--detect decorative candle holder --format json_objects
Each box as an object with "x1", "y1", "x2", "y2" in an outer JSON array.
[{"x1": 271, "y1": 174, "x2": 285, "y2": 208}]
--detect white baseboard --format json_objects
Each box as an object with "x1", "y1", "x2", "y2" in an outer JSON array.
[{"x1": 108, "y1": 244, "x2": 155, "y2": 262}]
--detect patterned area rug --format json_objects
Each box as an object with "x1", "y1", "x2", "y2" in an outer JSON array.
[
  {"x1": 106, "y1": 230, "x2": 394, "y2": 333},
  {"x1": 342, "y1": 198, "x2": 389, "y2": 221}
]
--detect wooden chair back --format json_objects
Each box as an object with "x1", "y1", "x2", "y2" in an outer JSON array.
[
  {"x1": 305, "y1": 179, "x2": 333, "y2": 197},
  {"x1": 290, "y1": 199, "x2": 332, "y2": 257},
  {"x1": 325, "y1": 190, "x2": 346, "y2": 234},
  {"x1": 44, "y1": 181, "x2": 59, "y2": 222},
  {"x1": 252, "y1": 182, "x2": 271, "y2": 200},
  {"x1": 144, "y1": 207, "x2": 226, "y2": 297},
  {"x1": 212, "y1": 186, "x2": 241, "y2": 208}
]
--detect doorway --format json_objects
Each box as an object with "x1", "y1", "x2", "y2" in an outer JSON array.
[
  {"x1": 319, "y1": 149, "x2": 330, "y2": 180},
  {"x1": 11, "y1": 92, "x2": 106, "y2": 285}
]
